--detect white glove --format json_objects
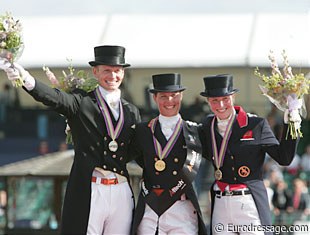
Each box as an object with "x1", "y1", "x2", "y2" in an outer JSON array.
[
  {"x1": 284, "y1": 95, "x2": 302, "y2": 127},
  {"x1": 5, "y1": 63, "x2": 36, "y2": 90},
  {"x1": 0, "y1": 58, "x2": 12, "y2": 71}
]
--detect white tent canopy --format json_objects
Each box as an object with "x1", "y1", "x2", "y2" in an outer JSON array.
[
  {"x1": 17, "y1": 13, "x2": 310, "y2": 68},
  {"x1": 2, "y1": 0, "x2": 310, "y2": 68}
]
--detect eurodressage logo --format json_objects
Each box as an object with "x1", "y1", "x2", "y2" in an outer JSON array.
[{"x1": 169, "y1": 179, "x2": 186, "y2": 197}]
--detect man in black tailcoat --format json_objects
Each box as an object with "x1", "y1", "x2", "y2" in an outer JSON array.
[
  {"x1": 0, "y1": 45, "x2": 141, "y2": 235},
  {"x1": 199, "y1": 74, "x2": 299, "y2": 235},
  {"x1": 130, "y1": 73, "x2": 207, "y2": 235}
]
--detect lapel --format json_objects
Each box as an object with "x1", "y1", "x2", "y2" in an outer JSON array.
[
  {"x1": 154, "y1": 120, "x2": 168, "y2": 147},
  {"x1": 211, "y1": 106, "x2": 250, "y2": 146},
  {"x1": 229, "y1": 106, "x2": 250, "y2": 143}
]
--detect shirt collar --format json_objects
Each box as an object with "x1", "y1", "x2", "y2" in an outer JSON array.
[
  {"x1": 98, "y1": 86, "x2": 121, "y2": 103},
  {"x1": 158, "y1": 114, "x2": 181, "y2": 128}
]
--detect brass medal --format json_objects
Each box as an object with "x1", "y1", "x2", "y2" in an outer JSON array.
[
  {"x1": 108, "y1": 140, "x2": 118, "y2": 152},
  {"x1": 214, "y1": 169, "x2": 222, "y2": 180},
  {"x1": 154, "y1": 160, "x2": 166, "y2": 171}
]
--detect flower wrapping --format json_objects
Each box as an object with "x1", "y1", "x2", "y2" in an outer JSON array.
[{"x1": 254, "y1": 50, "x2": 310, "y2": 139}]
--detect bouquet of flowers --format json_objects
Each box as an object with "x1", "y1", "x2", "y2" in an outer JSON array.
[
  {"x1": 43, "y1": 61, "x2": 98, "y2": 144},
  {"x1": 0, "y1": 12, "x2": 24, "y2": 87},
  {"x1": 254, "y1": 50, "x2": 310, "y2": 139}
]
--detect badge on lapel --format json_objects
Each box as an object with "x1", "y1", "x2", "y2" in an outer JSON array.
[{"x1": 240, "y1": 130, "x2": 254, "y2": 141}]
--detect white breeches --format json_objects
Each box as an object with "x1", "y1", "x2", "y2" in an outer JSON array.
[
  {"x1": 86, "y1": 172, "x2": 134, "y2": 235},
  {"x1": 212, "y1": 193, "x2": 264, "y2": 235},
  {"x1": 137, "y1": 199, "x2": 198, "y2": 235}
]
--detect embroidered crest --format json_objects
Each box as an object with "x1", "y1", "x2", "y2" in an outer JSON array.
[
  {"x1": 238, "y1": 166, "x2": 250, "y2": 177},
  {"x1": 240, "y1": 130, "x2": 254, "y2": 141}
]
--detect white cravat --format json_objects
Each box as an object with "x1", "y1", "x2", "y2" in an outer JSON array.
[
  {"x1": 216, "y1": 110, "x2": 236, "y2": 137},
  {"x1": 98, "y1": 86, "x2": 121, "y2": 120},
  {"x1": 158, "y1": 114, "x2": 181, "y2": 140}
]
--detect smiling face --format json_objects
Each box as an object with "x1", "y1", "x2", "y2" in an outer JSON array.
[
  {"x1": 93, "y1": 65, "x2": 124, "y2": 91},
  {"x1": 207, "y1": 95, "x2": 235, "y2": 120},
  {"x1": 153, "y1": 91, "x2": 183, "y2": 117}
]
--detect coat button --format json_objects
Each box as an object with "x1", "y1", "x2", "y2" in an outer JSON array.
[
  {"x1": 112, "y1": 154, "x2": 116, "y2": 158},
  {"x1": 234, "y1": 177, "x2": 237, "y2": 181},
  {"x1": 174, "y1": 158, "x2": 179, "y2": 163},
  {"x1": 232, "y1": 167, "x2": 235, "y2": 171},
  {"x1": 120, "y1": 170, "x2": 124, "y2": 175},
  {"x1": 104, "y1": 151, "x2": 107, "y2": 155},
  {"x1": 104, "y1": 137, "x2": 108, "y2": 141},
  {"x1": 173, "y1": 171, "x2": 177, "y2": 175},
  {"x1": 231, "y1": 156, "x2": 234, "y2": 159},
  {"x1": 103, "y1": 165, "x2": 107, "y2": 169},
  {"x1": 120, "y1": 142, "x2": 125, "y2": 146},
  {"x1": 113, "y1": 168, "x2": 117, "y2": 172},
  {"x1": 120, "y1": 157, "x2": 123, "y2": 161}
]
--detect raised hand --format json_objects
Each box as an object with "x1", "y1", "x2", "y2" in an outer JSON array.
[
  {"x1": 0, "y1": 60, "x2": 35, "y2": 90},
  {"x1": 0, "y1": 58, "x2": 11, "y2": 71}
]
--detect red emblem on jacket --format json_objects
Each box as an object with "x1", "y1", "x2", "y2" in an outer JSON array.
[{"x1": 241, "y1": 130, "x2": 253, "y2": 140}]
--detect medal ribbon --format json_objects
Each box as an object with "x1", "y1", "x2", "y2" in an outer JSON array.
[
  {"x1": 149, "y1": 117, "x2": 183, "y2": 160},
  {"x1": 210, "y1": 114, "x2": 235, "y2": 169},
  {"x1": 94, "y1": 88, "x2": 124, "y2": 141}
]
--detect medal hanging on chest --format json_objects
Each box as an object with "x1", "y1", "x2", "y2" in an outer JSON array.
[
  {"x1": 149, "y1": 117, "x2": 183, "y2": 172},
  {"x1": 210, "y1": 114, "x2": 235, "y2": 181},
  {"x1": 95, "y1": 88, "x2": 124, "y2": 152}
]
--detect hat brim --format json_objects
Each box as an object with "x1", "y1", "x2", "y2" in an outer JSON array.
[
  {"x1": 88, "y1": 61, "x2": 131, "y2": 67},
  {"x1": 149, "y1": 87, "x2": 186, "y2": 93},
  {"x1": 200, "y1": 89, "x2": 239, "y2": 97}
]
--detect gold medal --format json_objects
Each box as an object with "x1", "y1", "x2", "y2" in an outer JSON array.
[
  {"x1": 154, "y1": 160, "x2": 166, "y2": 171},
  {"x1": 214, "y1": 169, "x2": 222, "y2": 180},
  {"x1": 108, "y1": 140, "x2": 118, "y2": 152}
]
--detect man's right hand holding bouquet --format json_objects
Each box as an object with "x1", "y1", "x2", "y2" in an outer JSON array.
[
  {"x1": 255, "y1": 50, "x2": 310, "y2": 139},
  {"x1": 0, "y1": 58, "x2": 36, "y2": 91}
]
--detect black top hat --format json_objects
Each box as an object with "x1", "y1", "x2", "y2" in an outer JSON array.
[
  {"x1": 200, "y1": 74, "x2": 239, "y2": 97},
  {"x1": 88, "y1": 45, "x2": 130, "y2": 67},
  {"x1": 149, "y1": 73, "x2": 186, "y2": 93}
]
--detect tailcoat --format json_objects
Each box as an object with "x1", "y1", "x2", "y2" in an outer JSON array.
[
  {"x1": 199, "y1": 106, "x2": 298, "y2": 235},
  {"x1": 27, "y1": 80, "x2": 141, "y2": 234},
  {"x1": 130, "y1": 120, "x2": 207, "y2": 235}
]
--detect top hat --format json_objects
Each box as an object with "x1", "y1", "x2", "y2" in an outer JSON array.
[
  {"x1": 88, "y1": 45, "x2": 130, "y2": 67},
  {"x1": 149, "y1": 73, "x2": 186, "y2": 93},
  {"x1": 200, "y1": 74, "x2": 239, "y2": 97}
]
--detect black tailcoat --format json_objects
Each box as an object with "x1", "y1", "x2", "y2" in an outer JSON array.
[
  {"x1": 199, "y1": 106, "x2": 298, "y2": 235},
  {"x1": 27, "y1": 80, "x2": 141, "y2": 235},
  {"x1": 130, "y1": 120, "x2": 207, "y2": 235}
]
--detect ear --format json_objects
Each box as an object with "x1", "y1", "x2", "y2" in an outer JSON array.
[
  {"x1": 92, "y1": 67, "x2": 98, "y2": 76},
  {"x1": 231, "y1": 94, "x2": 236, "y2": 103},
  {"x1": 152, "y1": 93, "x2": 157, "y2": 103}
]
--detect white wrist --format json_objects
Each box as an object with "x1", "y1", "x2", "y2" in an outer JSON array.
[{"x1": 23, "y1": 71, "x2": 35, "y2": 91}]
